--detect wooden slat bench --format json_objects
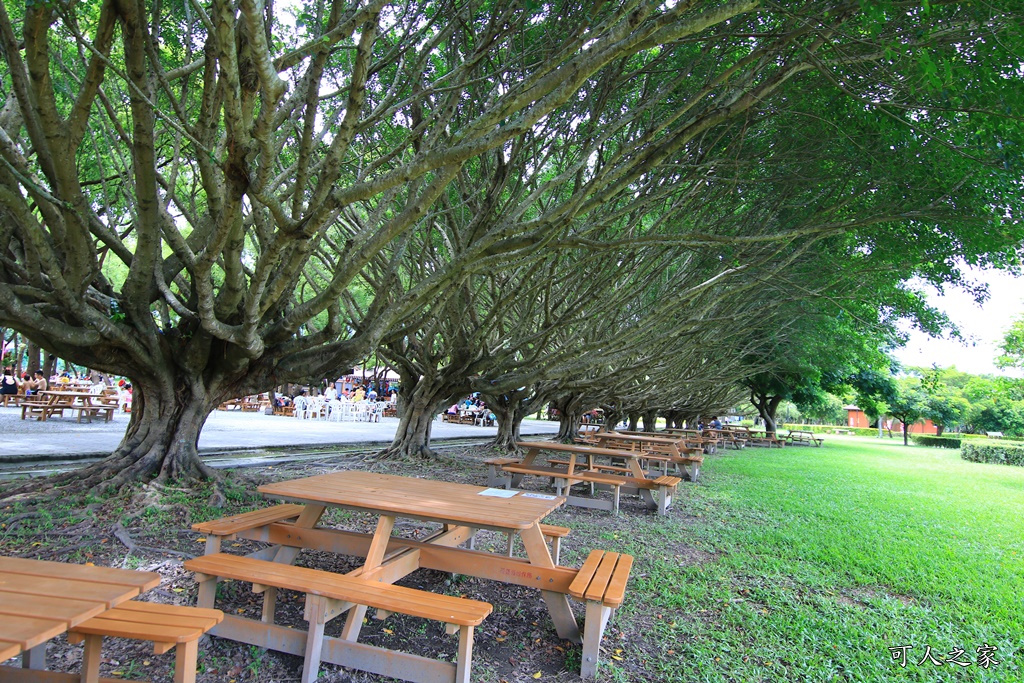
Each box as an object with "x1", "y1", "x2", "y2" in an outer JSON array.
[
  {"x1": 192, "y1": 503, "x2": 306, "y2": 553},
  {"x1": 74, "y1": 398, "x2": 118, "y2": 423},
  {"x1": 0, "y1": 394, "x2": 22, "y2": 408},
  {"x1": 568, "y1": 550, "x2": 634, "y2": 679},
  {"x1": 67, "y1": 602, "x2": 223, "y2": 683},
  {"x1": 484, "y1": 456, "x2": 529, "y2": 487},
  {"x1": 746, "y1": 432, "x2": 787, "y2": 448},
  {"x1": 501, "y1": 462, "x2": 680, "y2": 514},
  {"x1": 184, "y1": 553, "x2": 491, "y2": 683}
]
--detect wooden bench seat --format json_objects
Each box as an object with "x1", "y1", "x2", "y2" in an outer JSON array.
[
  {"x1": 74, "y1": 401, "x2": 117, "y2": 423},
  {"x1": 568, "y1": 550, "x2": 635, "y2": 678},
  {"x1": 68, "y1": 601, "x2": 223, "y2": 683},
  {"x1": 192, "y1": 503, "x2": 306, "y2": 553},
  {"x1": 185, "y1": 553, "x2": 491, "y2": 683},
  {"x1": 503, "y1": 462, "x2": 680, "y2": 514},
  {"x1": 747, "y1": 432, "x2": 787, "y2": 448},
  {"x1": 484, "y1": 456, "x2": 526, "y2": 486},
  {"x1": 21, "y1": 399, "x2": 69, "y2": 421},
  {"x1": 549, "y1": 458, "x2": 632, "y2": 475}
]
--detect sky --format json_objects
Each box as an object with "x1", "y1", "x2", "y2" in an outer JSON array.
[{"x1": 892, "y1": 267, "x2": 1024, "y2": 376}]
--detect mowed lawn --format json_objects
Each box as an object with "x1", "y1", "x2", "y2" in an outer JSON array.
[{"x1": 593, "y1": 437, "x2": 1024, "y2": 682}]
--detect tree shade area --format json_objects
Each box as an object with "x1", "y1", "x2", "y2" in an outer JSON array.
[{"x1": 0, "y1": 0, "x2": 1022, "y2": 489}]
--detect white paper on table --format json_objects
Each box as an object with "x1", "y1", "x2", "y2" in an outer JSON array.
[{"x1": 478, "y1": 488, "x2": 519, "y2": 498}]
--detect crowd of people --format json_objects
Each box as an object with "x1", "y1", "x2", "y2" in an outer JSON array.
[
  {"x1": 0, "y1": 366, "x2": 137, "y2": 409},
  {"x1": 0, "y1": 367, "x2": 53, "y2": 397},
  {"x1": 272, "y1": 377, "x2": 398, "y2": 410},
  {"x1": 445, "y1": 396, "x2": 496, "y2": 426}
]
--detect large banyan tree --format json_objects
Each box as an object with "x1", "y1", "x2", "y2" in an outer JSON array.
[
  {"x1": 0, "y1": 0, "x2": 1020, "y2": 489},
  {"x1": 0, "y1": 0, "x2": 769, "y2": 488}
]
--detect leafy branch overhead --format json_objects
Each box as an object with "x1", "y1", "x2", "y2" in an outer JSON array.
[{"x1": 0, "y1": 0, "x2": 1020, "y2": 485}]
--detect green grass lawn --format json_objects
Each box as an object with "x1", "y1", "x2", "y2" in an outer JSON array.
[
  {"x1": 3, "y1": 437, "x2": 1022, "y2": 682},
  {"x1": 595, "y1": 437, "x2": 1024, "y2": 682}
]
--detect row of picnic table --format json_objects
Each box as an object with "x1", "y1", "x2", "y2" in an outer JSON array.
[
  {"x1": 1, "y1": 469, "x2": 632, "y2": 683},
  {"x1": 1, "y1": 426, "x2": 819, "y2": 682},
  {"x1": 18, "y1": 390, "x2": 119, "y2": 423}
]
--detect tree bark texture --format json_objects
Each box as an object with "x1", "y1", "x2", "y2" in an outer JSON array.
[{"x1": 551, "y1": 394, "x2": 585, "y2": 442}]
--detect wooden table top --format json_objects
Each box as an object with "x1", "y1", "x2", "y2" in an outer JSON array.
[
  {"x1": 591, "y1": 432, "x2": 682, "y2": 444},
  {"x1": 0, "y1": 557, "x2": 160, "y2": 659},
  {"x1": 259, "y1": 471, "x2": 566, "y2": 531}
]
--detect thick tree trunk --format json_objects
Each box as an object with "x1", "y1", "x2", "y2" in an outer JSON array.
[
  {"x1": 627, "y1": 412, "x2": 640, "y2": 432},
  {"x1": 379, "y1": 369, "x2": 462, "y2": 459},
  {"x1": 482, "y1": 389, "x2": 541, "y2": 452},
  {"x1": 384, "y1": 401, "x2": 442, "y2": 459},
  {"x1": 599, "y1": 404, "x2": 622, "y2": 432},
  {"x1": 26, "y1": 341, "x2": 40, "y2": 374},
  {"x1": 752, "y1": 393, "x2": 782, "y2": 435},
  {"x1": 641, "y1": 410, "x2": 657, "y2": 432},
  {"x1": 551, "y1": 393, "x2": 585, "y2": 441},
  {"x1": 935, "y1": 425, "x2": 945, "y2": 436},
  {"x1": 492, "y1": 408, "x2": 521, "y2": 450}
]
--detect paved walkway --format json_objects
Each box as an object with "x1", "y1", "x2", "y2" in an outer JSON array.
[{"x1": 0, "y1": 405, "x2": 560, "y2": 462}]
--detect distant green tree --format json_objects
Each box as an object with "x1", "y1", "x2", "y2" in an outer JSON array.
[
  {"x1": 795, "y1": 392, "x2": 846, "y2": 425},
  {"x1": 967, "y1": 401, "x2": 1024, "y2": 437},
  {"x1": 888, "y1": 380, "x2": 930, "y2": 446},
  {"x1": 997, "y1": 319, "x2": 1024, "y2": 370},
  {"x1": 924, "y1": 394, "x2": 970, "y2": 436}
]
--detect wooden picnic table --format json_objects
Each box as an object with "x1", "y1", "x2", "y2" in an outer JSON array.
[
  {"x1": 588, "y1": 430, "x2": 686, "y2": 452},
  {"x1": 190, "y1": 471, "x2": 589, "y2": 683},
  {"x1": 0, "y1": 557, "x2": 160, "y2": 679},
  {"x1": 20, "y1": 391, "x2": 115, "y2": 423},
  {"x1": 502, "y1": 441, "x2": 682, "y2": 514}
]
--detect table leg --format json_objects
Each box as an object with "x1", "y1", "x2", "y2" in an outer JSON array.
[
  {"x1": 21, "y1": 644, "x2": 45, "y2": 670},
  {"x1": 270, "y1": 504, "x2": 326, "y2": 564},
  {"x1": 301, "y1": 596, "x2": 329, "y2": 683},
  {"x1": 626, "y1": 457, "x2": 646, "y2": 480},
  {"x1": 259, "y1": 504, "x2": 326, "y2": 624},
  {"x1": 513, "y1": 448, "x2": 540, "y2": 487},
  {"x1": 341, "y1": 514, "x2": 396, "y2": 641},
  {"x1": 519, "y1": 524, "x2": 580, "y2": 643}
]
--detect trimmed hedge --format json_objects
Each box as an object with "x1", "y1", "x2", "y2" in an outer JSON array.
[
  {"x1": 961, "y1": 442, "x2": 1024, "y2": 467},
  {"x1": 911, "y1": 435, "x2": 962, "y2": 448}
]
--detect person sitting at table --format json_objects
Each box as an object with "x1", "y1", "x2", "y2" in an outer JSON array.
[
  {"x1": 0, "y1": 366, "x2": 19, "y2": 398},
  {"x1": 367, "y1": 386, "x2": 378, "y2": 401},
  {"x1": 28, "y1": 370, "x2": 47, "y2": 395},
  {"x1": 709, "y1": 416, "x2": 722, "y2": 430},
  {"x1": 119, "y1": 383, "x2": 133, "y2": 412},
  {"x1": 352, "y1": 385, "x2": 366, "y2": 402}
]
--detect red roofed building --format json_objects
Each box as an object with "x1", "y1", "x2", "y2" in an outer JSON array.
[{"x1": 844, "y1": 405, "x2": 938, "y2": 435}]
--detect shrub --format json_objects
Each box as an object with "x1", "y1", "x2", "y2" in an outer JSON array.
[
  {"x1": 961, "y1": 442, "x2": 1024, "y2": 467},
  {"x1": 911, "y1": 435, "x2": 962, "y2": 448}
]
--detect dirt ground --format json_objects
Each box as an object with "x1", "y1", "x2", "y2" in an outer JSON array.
[{"x1": 1, "y1": 445, "x2": 697, "y2": 682}]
